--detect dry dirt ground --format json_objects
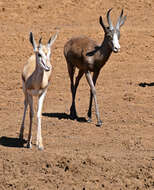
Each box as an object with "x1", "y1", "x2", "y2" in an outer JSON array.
[{"x1": 0, "y1": 0, "x2": 154, "y2": 189}]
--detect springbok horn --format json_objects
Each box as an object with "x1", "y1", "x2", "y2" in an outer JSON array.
[
  {"x1": 116, "y1": 9, "x2": 126, "y2": 29},
  {"x1": 120, "y1": 15, "x2": 127, "y2": 28},
  {"x1": 107, "y1": 8, "x2": 114, "y2": 30}
]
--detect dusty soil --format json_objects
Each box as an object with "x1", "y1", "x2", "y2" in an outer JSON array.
[{"x1": 0, "y1": 0, "x2": 154, "y2": 189}]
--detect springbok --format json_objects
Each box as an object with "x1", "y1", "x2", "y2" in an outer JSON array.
[
  {"x1": 19, "y1": 32, "x2": 58, "y2": 150},
  {"x1": 64, "y1": 9, "x2": 126, "y2": 126}
]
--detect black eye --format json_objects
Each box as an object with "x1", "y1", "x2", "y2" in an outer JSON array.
[
  {"x1": 38, "y1": 53, "x2": 41, "y2": 57},
  {"x1": 108, "y1": 35, "x2": 113, "y2": 40}
]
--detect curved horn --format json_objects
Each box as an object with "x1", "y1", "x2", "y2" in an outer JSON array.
[
  {"x1": 107, "y1": 8, "x2": 113, "y2": 30},
  {"x1": 120, "y1": 15, "x2": 127, "y2": 27},
  {"x1": 116, "y1": 9, "x2": 126, "y2": 29},
  {"x1": 99, "y1": 16, "x2": 107, "y2": 33}
]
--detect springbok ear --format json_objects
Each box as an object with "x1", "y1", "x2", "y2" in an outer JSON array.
[
  {"x1": 48, "y1": 31, "x2": 58, "y2": 47},
  {"x1": 99, "y1": 16, "x2": 107, "y2": 33},
  {"x1": 29, "y1": 32, "x2": 37, "y2": 51},
  {"x1": 39, "y1": 37, "x2": 42, "y2": 45}
]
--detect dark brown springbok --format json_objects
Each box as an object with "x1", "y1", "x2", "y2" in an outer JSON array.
[{"x1": 64, "y1": 9, "x2": 126, "y2": 126}]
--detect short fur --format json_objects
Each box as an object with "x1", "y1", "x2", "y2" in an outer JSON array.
[
  {"x1": 64, "y1": 9, "x2": 126, "y2": 126},
  {"x1": 19, "y1": 32, "x2": 58, "y2": 149}
]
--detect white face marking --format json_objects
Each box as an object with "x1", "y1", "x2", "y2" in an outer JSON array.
[
  {"x1": 112, "y1": 32, "x2": 120, "y2": 52},
  {"x1": 37, "y1": 46, "x2": 50, "y2": 71}
]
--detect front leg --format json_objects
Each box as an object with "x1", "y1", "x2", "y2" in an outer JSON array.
[
  {"x1": 85, "y1": 71, "x2": 102, "y2": 127},
  {"x1": 36, "y1": 90, "x2": 47, "y2": 150},
  {"x1": 87, "y1": 71, "x2": 101, "y2": 125},
  {"x1": 27, "y1": 95, "x2": 34, "y2": 148}
]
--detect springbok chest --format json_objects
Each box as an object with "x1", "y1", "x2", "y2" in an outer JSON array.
[{"x1": 27, "y1": 89, "x2": 46, "y2": 96}]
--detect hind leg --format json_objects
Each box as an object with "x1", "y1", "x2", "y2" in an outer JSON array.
[
  {"x1": 70, "y1": 69, "x2": 84, "y2": 118},
  {"x1": 85, "y1": 71, "x2": 102, "y2": 127},
  {"x1": 66, "y1": 61, "x2": 77, "y2": 119},
  {"x1": 19, "y1": 92, "x2": 28, "y2": 140}
]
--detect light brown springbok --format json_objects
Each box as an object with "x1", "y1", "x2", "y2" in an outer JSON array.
[
  {"x1": 64, "y1": 9, "x2": 126, "y2": 126},
  {"x1": 19, "y1": 32, "x2": 58, "y2": 150}
]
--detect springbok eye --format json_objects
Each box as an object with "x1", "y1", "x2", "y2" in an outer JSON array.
[
  {"x1": 38, "y1": 53, "x2": 41, "y2": 57},
  {"x1": 108, "y1": 35, "x2": 113, "y2": 40}
]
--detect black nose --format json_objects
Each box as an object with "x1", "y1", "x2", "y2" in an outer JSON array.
[
  {"x1": 45, "y1": 66, "x2": 50, "y2": 72},
  {"x1": 113, "y1": 47, "x2": 120, "y2": 53}
]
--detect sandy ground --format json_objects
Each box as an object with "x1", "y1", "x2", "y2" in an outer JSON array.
[{"x1": 0, "y1": 0, "x2": 154, "y2": 189}]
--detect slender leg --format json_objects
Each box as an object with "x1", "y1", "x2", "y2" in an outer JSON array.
[
  {"x1": 27, "y1": 95, "x2": 34, "y2": 148},
  {"x1": 70, "y1": 69, "x2": 84, "y2": 119},
  {"x1": 19, "y1": 93, "x2": 28, "y2": 140},
  {"x1": 67, "y1": 62, "x2": 77, "y2": 119},
  {"x1": 36, "y1": 90, "x2": 47, "y2": 150},
  {"x1": 87, "y1": 70, "x2": 100, "y2": 122},
  {"x1": 85, "y1": 71, "x2": 102, "y2": 126}
]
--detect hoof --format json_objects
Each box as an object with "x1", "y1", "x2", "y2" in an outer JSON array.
[
  {"x1": 18, "y1": 137, "x2": 26, "y2": 147},
  {"x1": 87, "y1": 118, "x2": 92, "y2": 123},
  {"x1": 36, "y1": 140, "x2": 44, "y2": 150},
  {"x1": 70, "y1": 112, "x2": 78, "y2": 120},
  {"x1": 38, "y1": 146, "x2": 44, "y2": 151},
  {"x1": 27, "y1": 143, "x2": 32, "y2": 149},
  {"x1": 70, "y1": 115, "x2": 77, "y2": 120},
  {"x1": 70, "y1": 107, "x2": 78, "y2": 120},
  {"x1": 19, "y1": 135, "x2": 23, "y2": 141},
  {"x1": 96, "y1": 120, "x2": 103, "y2": 127}
]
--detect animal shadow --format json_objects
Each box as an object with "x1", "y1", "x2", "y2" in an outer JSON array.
[
  {"x1": 0, "y1": 136, "x2": 27, "y2": 148},
  {"x1": 139, "y1": 82, "x2": 154, "y2": 87},
  {"x1": 42, "y1": 112, "x2": 87, "y2": 123}
]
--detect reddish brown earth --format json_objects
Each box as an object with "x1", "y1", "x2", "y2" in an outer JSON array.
[{"x1": 0, "y1": 0, "x2": 154, "y2": 189}]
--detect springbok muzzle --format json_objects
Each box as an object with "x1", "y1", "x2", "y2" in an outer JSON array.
[{"x1": 112, "y1": 33, "x2": 120, "y2": 53}]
